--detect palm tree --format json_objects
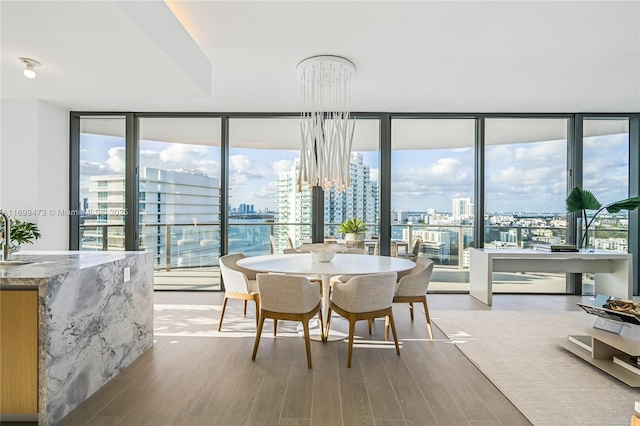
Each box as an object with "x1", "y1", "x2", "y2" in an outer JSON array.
[{"x1": 566, "y1": 186, "x2": 640, "y2": 249}]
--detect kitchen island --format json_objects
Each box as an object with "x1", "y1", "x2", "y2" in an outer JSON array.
[{"x1": 0, "y1": 251, "x2": 154, "y2": 425}]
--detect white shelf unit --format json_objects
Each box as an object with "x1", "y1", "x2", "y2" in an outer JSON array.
[{"x1": 561, "y1": 315, "x2": 640, "y2": 387}]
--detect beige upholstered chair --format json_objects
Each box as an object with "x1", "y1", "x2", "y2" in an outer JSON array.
[
  {"x1": 404, "y1": 237, "x2": 422, "y2": 260},
  {"x1": 218, "y1": 253, "x2": 260, "y2": 331},
  {"x1": 326, "y1": 272, "x2": 400, "y2": 367},
  {"x1": 269, "y1": 235, "x2": 276, "y2": 254},
  {"x1": 252, "y1": 274, "x2": 325, "y2": 368},
  {"x1": 386, "y1": 257, "x2": 435, "y2": 340},
  {"x1": 283, "y1": 248, "x2": 298, "y2": 254},
  {"x1": 373, "y1": 241, "x2": 398, "y2": 257}
]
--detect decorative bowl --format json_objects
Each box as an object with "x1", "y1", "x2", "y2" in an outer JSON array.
[
  {"x1": 300, "y1": 243, "x2": 346, "y2": 262},
  {"x1": 311, "y1": 250, "x2": 337, "y2": 262}
]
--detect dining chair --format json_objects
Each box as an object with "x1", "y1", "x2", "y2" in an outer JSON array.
[
  {"x1": 373, "y1": 241, "x2": 397, "y2": 257},
  {"x1": 404, "y1": 237, "x2": 422, "y2": 260},
  {"x1": 218, "y1": 253, "x2": 260, "y2": 331},
  {"x1": 287, "y1": 236, "x2": 295, "y2": 249},
  {"x1": 269, "y1": 235, "x2": 276, "y2": 254},
  {"x1": 252, "y1": 273, "x2": 325, "y2": 368},
  {"x1": 326, "y1": 272, "x2": 400, "y2": 367},
  {"x1": 386, "y1": 257, "x2": 435, "y2": 340}
]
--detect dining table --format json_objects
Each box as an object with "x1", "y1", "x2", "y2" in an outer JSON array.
[{"x1": 237, "y1": 253, "x2": 416, "y2": 340}]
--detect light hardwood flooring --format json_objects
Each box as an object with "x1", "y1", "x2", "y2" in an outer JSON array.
[{"x1": 48, "y1": 292, "x2": 591, "y2": 426}]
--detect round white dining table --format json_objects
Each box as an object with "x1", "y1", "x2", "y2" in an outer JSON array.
[{"x1": 237, "y1": 253, "x2": 416, "y2": 341}]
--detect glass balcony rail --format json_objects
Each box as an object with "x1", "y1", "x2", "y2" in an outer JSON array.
[{"x1": 79, "y1": 222, "x2": 629, "y2": 291}]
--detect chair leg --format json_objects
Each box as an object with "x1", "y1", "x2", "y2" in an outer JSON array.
[
  {"x1": 368, "y1": 318, "x2": 373, "y2": 334},
  {"x1": 243, "y1": 300, "x2": 247, "y2": 316},
  {"x1": 325, "y1": 307, "x2": 332, "y2": 339},
  {"x1": 423, "y1": 299, "x2": 433, "y2": 340},
  {"x1": 254, "y1": 295, "x2": 260, "y2": 327},
  {"x1": 409, "y1": 302, "x2": 414, "y2": 321},
  {"x1": 252, "y1": 314, "x2": 266, "y2": 361},
  {"x1": 302, "y1": 316, "x2": 312, "y2": 369},
  {"x1": 384, "y1": 315, "x2": 390, "y2": 341},
  {"x1": 317, "y1": 310, "x2": 326, "y2": 343},
  {"x1": 218, "y1": 296, "x2": 229, "y2": 332},
  {"x1": 273, "y1": 319, "x2": 278, "y2": 336},
  {"x1": 388, "y1": 313, "x2": 401, "y2": 356},
  {"x1": 347, "y1": 316, "x2": 356, "y2": 368}
]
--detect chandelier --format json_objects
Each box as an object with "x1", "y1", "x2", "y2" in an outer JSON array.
[{"x1": 297, "y1": 55, "x2": 356, "y2": 192}]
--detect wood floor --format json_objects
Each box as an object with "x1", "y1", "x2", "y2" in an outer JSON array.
[{"x1": 51, "y1": 292, "x2": 589, "y2": 426}]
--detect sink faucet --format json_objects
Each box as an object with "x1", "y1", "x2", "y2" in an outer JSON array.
[{"x1": 0, "y1": 212, "x2": 10, "y2": 261}]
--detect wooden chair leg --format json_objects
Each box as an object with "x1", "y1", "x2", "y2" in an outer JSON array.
[
  {"x1": 317, "y1": 310, "x2": 326, "y2": 343},
  {"x1": 218, "y1": 296, "x2": 229, "y2": 332},
  {"x1": 252, "y1": 314, "x2": 266, "y2": 361},
  {"x1": 409, "y1": 302, "x2": 414, "y2": 321},
  {"x1": 423, "y1": 299, "x2": 433, "y2": 340},
  {"x1": 388, "y1": 313, "x2": 401, "y2": 356},
  {"x1": 325, "y1": 307, "x2": 332, "y2": 339},
  {"x1": 302, "y1": 316, "x2": 312, "y2": 369},
  {"x1": 384, "y1": 315, "x2": 390, "y2": 341},
  {"x1": 368, "y1": 318, "x2": 373, "y2": 334},
  {"x1": 273, "y1": 319, "x2": 278, "y2": 336},
  {"x1": 347, "y1": 316, "x2": 356, "y2": 368},
  {"x1": 243, "y1": 300, "x2": 247, "y2": 316},
  {"x1": 254, "y1": 296, "x2": 260, "y2": 327}
]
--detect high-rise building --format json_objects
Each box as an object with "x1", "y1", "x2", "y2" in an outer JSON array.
[
  {"x1": 452, "y1": 197, "x2": 473, "y2": 219},
  {"x1": 82, "y1": 167, "x2": 220, "y2": 268},
  {"x1": 276, "y1": 152, "x2": 379, "y2": 249}
]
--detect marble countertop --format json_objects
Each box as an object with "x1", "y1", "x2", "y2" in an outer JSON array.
[{"x1": 0, "y1": 250, "x2": 149, "y2": 281}]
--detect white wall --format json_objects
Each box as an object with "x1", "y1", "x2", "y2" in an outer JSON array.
[{"x1": 0, "y1": 99, "x2": 69, "y2": 250}]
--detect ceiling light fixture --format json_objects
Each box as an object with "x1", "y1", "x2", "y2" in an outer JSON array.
[
  {"x1": 20, "y1": 57, "x2": 41, "y2": 79},
  {"x1": 297, "y1": 55, "x2": 356, "y2": 192}
]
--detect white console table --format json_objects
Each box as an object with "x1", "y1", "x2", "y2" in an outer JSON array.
[{"x1": 469, "y1": 249, "x2": 632, "y2": 305}]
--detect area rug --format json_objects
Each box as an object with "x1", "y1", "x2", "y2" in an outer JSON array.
[{"x1": 432, "y1": 310, "x2": 640, "y2": 426}]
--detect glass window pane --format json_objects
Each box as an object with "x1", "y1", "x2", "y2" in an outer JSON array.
[
  {"x1": 79, "y1": 116, "x2": 126, "y2": 252},
  {"x1": 391, "y1": 118, "x2": 475, "y2": 291},
  {"x1": 229, "y1": 118, "x2": 309, "y2": 255},
  {"x1": 485, "y1": 118, "x2": 568, "y2": 294},
  {"x1": 139, "y1": 117, "x2": 222, "y2": 290}
]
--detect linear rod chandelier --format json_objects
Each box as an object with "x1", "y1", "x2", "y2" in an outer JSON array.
[{"x1": 297, "y1": 55, "x2": 356, "y2": 192}]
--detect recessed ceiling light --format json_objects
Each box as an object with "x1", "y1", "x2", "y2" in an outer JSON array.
[{"x1": 19, "y1": 57, "x2": 41, "y2": 79}]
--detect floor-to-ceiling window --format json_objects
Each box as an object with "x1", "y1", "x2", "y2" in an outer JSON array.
[
  {"x1": 138, "y1": 117, "x2": 222, "y2": 290},
  {"x1": 484, "y1": 117, "x2": 569, "y2": 294},
  {"x1": 228, "y1": 117, "x2": 312, "y2": 255},
  {"x1": 391, "y1": 118, "x2": 475, "y2": 291},
  {"x1": 581, "y1": 118, "x2": 630, "y2": 294},
  {"x1": 78, "y1": 116, "x2": 127, "y2": 252},
  {"x1": 70, "y1": 112, "x2": 639, "y2": 296}
]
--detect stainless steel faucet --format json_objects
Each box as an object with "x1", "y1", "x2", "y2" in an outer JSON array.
[{"x1": 0, "y1": 212, "x2": 10, "y2": 261}]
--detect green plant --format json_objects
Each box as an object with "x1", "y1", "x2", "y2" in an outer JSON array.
[
  {"x1": 338, "y1": 218, "x2": 367, "y2": 235},
  {"x1": 566, "y1": 186, "x2": 640, "y2": 248},
  {"x1": 9, "y1": 218, "x2": 41, "y2": 245}
]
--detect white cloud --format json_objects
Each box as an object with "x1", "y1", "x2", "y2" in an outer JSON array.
[
  {"x1": 272, "y1": 159, "x2": 294, "y2": 174},
  {"x1": 106, "y1": 146, "x2": 126, "y2": 172}
]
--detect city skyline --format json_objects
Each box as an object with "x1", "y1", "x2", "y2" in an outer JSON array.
[{"x1": 80, "y1": 132, "x2": 628, "y2": 213}]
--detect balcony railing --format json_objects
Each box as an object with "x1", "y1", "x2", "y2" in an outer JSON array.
[{"x1": 80, "y1": 222, "x2": 630, "y2": 288}]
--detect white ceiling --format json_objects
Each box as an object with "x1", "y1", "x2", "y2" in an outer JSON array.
[{"x1": 2, "y1": 0, "x2": 639, "y2": 114}]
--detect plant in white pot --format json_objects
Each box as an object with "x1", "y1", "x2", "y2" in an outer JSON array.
[{"x1": 338, "y1": 218, "x2": 367, "y2": 241}]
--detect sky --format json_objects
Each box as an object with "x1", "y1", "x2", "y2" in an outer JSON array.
[{"x1": 80, "y1": 132, "x2": 628, "y2": 214}]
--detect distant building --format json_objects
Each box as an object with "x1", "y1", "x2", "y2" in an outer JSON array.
[
  {"x1": 452, "y1": 197, "x2": 473, "y2": 219},
  {"x1": 276, "y1": 152, "x2": 379, "y2": 249},
  {"x1": 82, "y1": 167, "x2": 220, "y2": 268}
]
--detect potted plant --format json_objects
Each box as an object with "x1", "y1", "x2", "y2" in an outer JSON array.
[
  {"x1": 338, "y1": 218, "x2": 367, "y2": 241},
  {"x1": 7, "y1": 218, "x2": 41, "y2": 253},
  {"x1": 566, "y1": 186, "x2": 640, "y2": 250}
]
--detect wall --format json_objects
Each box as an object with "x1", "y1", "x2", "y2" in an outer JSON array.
[{"x1": 0, "y1": 99, "x2": 69, "y2": 250}]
